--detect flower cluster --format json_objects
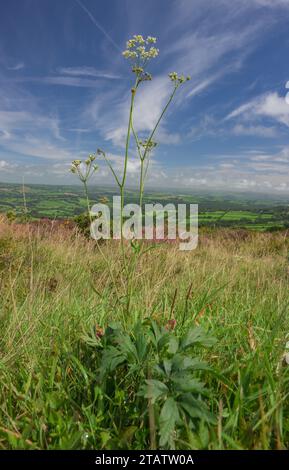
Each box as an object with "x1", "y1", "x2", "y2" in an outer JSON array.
[
  {"x1": 169, "y1": 72, "x2": 191, "y2": 85},
  {"x1": 139, "y1": 139, "x2": 157, "y2": 152},
  {"x1": 70, "y1": 154, "x2": 98, "y2": 181},
  {"x1": 122, "y1": 35, "x2": 159, "y2": 74},
  {"x1": 70, "y1": 159, "x2": 81, "y2": 172}
]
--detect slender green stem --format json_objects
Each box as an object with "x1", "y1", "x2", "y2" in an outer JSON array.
[
  {"x1": 120, "y1": 81, "x2": 138, "y2": 239},
  {"x1": 102, "y1": 152, "x2": 121, "y2": 187},
  {"x1": 125, "y1": 84, "x2": 180, "y2": 314},
  {"x1": 131, "y1": 121, "x2": 143, "y2": 162},
  {"x1": 139, "y1": 158, "x2": 145, "y2": 209},
  {"x1": 131, "y1": 121, "x2": 145, "y2": 208},
  {"x1": 82, "y1": 175, "x2": 121, "y2": 299},
  {"x1": 83, "y1": 180, "x2": 92, "y2": 225},
  {"x1": 143, "y1": 84, "x2": 178, "y2": 160},
  {"x1": 132, "y1": 83, "x2": 179, "y2": 211}
]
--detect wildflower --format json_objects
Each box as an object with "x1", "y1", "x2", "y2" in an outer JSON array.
[
  {"x1": 126, "y1": 39, "x2": 136, "y2": 49},
  {"x1": 139, "y1": 139, "x2": 157, "y2": 151},
  {"x1": 85, "y1": 153, "x2": 96, "y2": 165},
  {"x1": 169, "y1": 72, "x2": 191, "y2": 86},
  {"x1": 122, "y1": 50, "x2": 138, "y2": 59},
  {"x1": 122, "y1": 35, "x2": 159, "y2": 75},
  {"x1": 70, "y1": 154, "x2": 98, "y2": 184},
  {"x1": 168, "y1": 72, "x2": 178, "y2": 81}
]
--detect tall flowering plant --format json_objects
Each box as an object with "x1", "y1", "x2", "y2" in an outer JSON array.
[
  {"x1": 70, "y1": 34, "x2": 191, "y2": 314},
  {"x1": 98, "y1": 34, "x2": 190, "y2": 234},
  {"x1": 71, "y1": 35, "x2": 190, "y2": 238}
]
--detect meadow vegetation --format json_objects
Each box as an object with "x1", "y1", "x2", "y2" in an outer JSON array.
[
  {"x1": 0, "y1": 218, "x2": 288, "y2": 449},
  {"x1": 1, "y1": 33, "x2": 289, "y2": 451}
]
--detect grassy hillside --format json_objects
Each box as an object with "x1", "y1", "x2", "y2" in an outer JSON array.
[{"x1": 0, "y1": 217, "x2": 288, "y2": 449}]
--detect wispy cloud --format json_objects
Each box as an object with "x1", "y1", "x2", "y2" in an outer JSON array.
[
  {"x1": 57, "y1": 66, "x2": 122, "y2": 80},
  {"x1": 82, "y1": 5, "x2": 268, "y2": 148},
  {"x1": 232, "y1": 124, "x2": 278, "y2": 137},
  {"x1": 1, "y1": 75, "x2": 105, "y2": 88},
  {"x1": 251, "y1": 0, "x2": 289, "y2": 8},
  {"x1": 84, "y1": 75, "x2": 181, "y2": 147},
  {"x1": 6, "y1": 62, "x2": 25, "y2": 71},
  {"x1": 226, "y1": 92, "x2": 289, "y2": 128},
  {"x1": 0, "y1": 110, "x2": 61, "y2": 137}
]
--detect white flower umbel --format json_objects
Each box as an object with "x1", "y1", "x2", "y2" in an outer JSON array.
[
  {"x1": 70, "y1": 153, "x2": 98, "y2": 224},
  {"x1": 123, "y1": 35, "x2": 159, "y2": 68}
]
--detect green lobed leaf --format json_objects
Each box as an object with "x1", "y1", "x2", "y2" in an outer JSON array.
[
  {"x1": 180, "y1": 327, "x2": 217, "y2": 350},
  {"x1": 138, "y1": 379, "x2": 168, "y2": 403},
  {"x1": 159, "y1": 397, "x2": 180, "y2": 449}
]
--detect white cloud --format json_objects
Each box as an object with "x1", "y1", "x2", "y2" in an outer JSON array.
[
  {"x1": 227, "y1": 92, "x2": 289, "y2": 128},
  {"x1": 251, "y1": 0, "x2": 289, "y2": 7},
  {"x1": 187, "y1": 77, "x2": 219, "y2": 98},
  {"x1": 0, "y1": 109, "x2": 80, "y2": 161},
  {"x1": 84, "y1": 76, "x2": 180, "y2": 147},
  {"x1": 257, "y1": 93, "x2": 289, "y2": 126},
  {"x1": 0, "y1": 159, "x2": 17, "y2": 170},
  {"x1": 232, "y1": 123, "x2": 278, "y2": 137},
  {"x1": 3, "y1": 136, "x2": 72, "y2": 160},
  {"x1": 0, "y1": 110, "x2": 62, "y2": 138}
]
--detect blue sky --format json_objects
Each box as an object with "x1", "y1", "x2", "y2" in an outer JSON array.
[{"x1": 1, "y1": 0, "x2": 289, "y2": 193}]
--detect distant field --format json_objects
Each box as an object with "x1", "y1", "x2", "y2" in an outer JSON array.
[{"x1": 0, "y1": 182, "x2": 289, "y2": 231}]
